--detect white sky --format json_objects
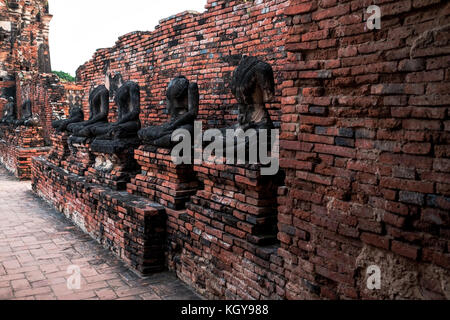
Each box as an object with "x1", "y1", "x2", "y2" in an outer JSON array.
[{"x1": 48, "y1": 0, "x2": 206, "y2": 76}]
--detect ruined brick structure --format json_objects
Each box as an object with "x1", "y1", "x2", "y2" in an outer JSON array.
[
  {"x1": 29, "y1": 0, "x2": 450, "y2": 300},
  {"x1": 15, "y1": 72, "x2": 84, "y2": 143},
  {"x1": 0, "y1": 1, "x2": 83, "y2": 178},
  {"x1": 0, "y1": 0, "x2": 52, "y2": 112}
]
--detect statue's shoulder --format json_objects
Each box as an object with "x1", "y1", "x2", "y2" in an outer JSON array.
[{"x1": 122, "y1": 81, "x2": 140, "y2": 89}]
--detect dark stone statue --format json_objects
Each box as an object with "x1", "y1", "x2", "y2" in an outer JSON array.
[
  {"x1": 67, "y1": 85, "x2": 109, "y2": 139},
  {"x1": 231, "y1": 56, "x2": 274, "y2": 131},
  {"x1": 15, "y1": 100, "x2": 39, "y2": 126},
  {"x1": 52, "y1": 99, "x2": 84, "y2": 133},
  {"x1": 90, "y1": 79, "x2": 142, "y2": 154},
  {"x1": 92, "y1": 81, "x2": 141, "y2": 139},
  {"x1": 138, "y1": 76, "x2": 199, "y2": 148},
  {"x1": 217, "y1": 56, "x2": 275, "y2": 154},
  {"x1": 0, "y1": 97, "x2": 17, "y2": 124}
]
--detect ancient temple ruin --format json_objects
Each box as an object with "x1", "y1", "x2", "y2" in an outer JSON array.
[
  {"x1": 0, "y1": 0, "x2": 83, "y2": 179},
  {"x1": 1, "y1": 0, "x2": 449, "y2": 300}
]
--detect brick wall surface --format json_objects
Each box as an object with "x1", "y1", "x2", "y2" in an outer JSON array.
[
  {"x1": 278, "y1": 0, "x2": 450, "y2": 299},
  {"x1": 32, "y1": 156, "x2": 167, "y2": 274},
  {"x1": 0, "y1": 124, "x2": 49, "y2": 179}
]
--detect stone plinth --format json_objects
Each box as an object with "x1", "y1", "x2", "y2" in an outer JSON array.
[
  {"x1": 85, "y1": 150, "x2": 138, "y2": 191},
  {"x1": 84, "y1": 138, "x2": 141, "y2": 191},
  {"x1": 32, "y1": 157, "x2": 167, "y2": 274},
  {"x1": 63, "y1": 138, "x2": 94, "y2": 176},
  {"x1": 127, "y1": 146, "x2": 199, "y2": 210}
]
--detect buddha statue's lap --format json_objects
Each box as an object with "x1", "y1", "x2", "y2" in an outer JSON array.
[{"x1": 53, "y1": 107, "x2": 84, "y2": 133}]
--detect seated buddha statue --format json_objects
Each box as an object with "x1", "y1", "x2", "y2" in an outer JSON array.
[
  {"x1": 15, "y1": 100, "x2": 39, "y2": 127},
  {"x1": 67, "y1": 84, "x2": 109, "y2": 138},
  {"x1": 0, "y1": 97, "x2": 17, "y2": 124},
  {"x1": 138, "y1": 76, "x2": 199, "y2": 148},
  {"x1": 52, "y1": 96, "x2": 84, "y2": 133},
  {"x1": 219, "y1": 56, "x2": 275, "y2": 155},
  {"x1": 91, "y1": 79, "x2": 141, "y2": 140}
]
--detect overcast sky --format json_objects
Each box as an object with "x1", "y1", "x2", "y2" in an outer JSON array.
[{"x1": 48, "y1": 0, "x2": 206, "y2": 76}]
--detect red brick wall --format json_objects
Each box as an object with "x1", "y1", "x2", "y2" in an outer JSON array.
[
  {"x1": 279, "y1": 0, "x2": 450, "y2": 299},
  {"x1": 16, "y1": 73, "x2": 84, "y2": 143},
  {"x1": 32, "y1": 156, "x2": 167, "y2": 274},
  {"x1": 76, "y1": 0, "x2": 289, "y2": 129}
]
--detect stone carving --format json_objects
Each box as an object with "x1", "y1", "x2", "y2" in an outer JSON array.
[
  {"x1": 0, "y1": 97, "x2": 17, "y2": 124},
  {"x1": 90, "y1": 77, "x2": 141, "y2": 154},
  {"x1": 138, "y1": 76, "x2": 199, "y2": 148},
  {"x1": 52, "y1": 102, "x2": 84, "y2": 133},
  {"x1": 15, "y1": 99, "x2": 39, "y2": 126},
  {"x1": 67, "y1": 84, "x2": 109, "y2": 140}
]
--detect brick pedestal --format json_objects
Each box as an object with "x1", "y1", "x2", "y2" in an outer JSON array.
[
  {"x1": 127, "y1": 146, "x2": 199, "y2": 210},
  {"x1": 197, "y1": 161, "x2": 281, "y2": 243},
  {"x1": 16, "y1": 125, "x2": 46, "y2": 148},
  {"x1": 32, "y1": 157, "x2": 167, "y2": 274},
  {"x1": 166, "y1": 159, "x2": 284, "y2": 299},
  {"x1": 63, "y1": 139, "x2": 94, "y2": 176},
  {"x1": 85, "y1": 148, "x2": 139, "y2": 191}
]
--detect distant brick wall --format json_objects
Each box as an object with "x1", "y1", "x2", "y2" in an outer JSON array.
[
  {"x1": 16, "y1": 73, "x2": 84, "y2": 143},
  {"x1": 76, "y1": 0, "x2": 289, "y2": 129}
]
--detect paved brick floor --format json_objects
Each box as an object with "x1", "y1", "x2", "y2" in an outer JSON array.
[{"x1": 0, "y1": 166, "x2": 201, "y2": 300}]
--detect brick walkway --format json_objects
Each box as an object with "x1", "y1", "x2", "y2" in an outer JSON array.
[{"x1": 0, "y1": 166, "x2": 201, "y2": 300}]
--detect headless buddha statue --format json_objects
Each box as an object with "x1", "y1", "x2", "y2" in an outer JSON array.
[
  {"x1": 138, "y1": 76, "x2": 199, "y2": 148},
  {"x1": 231, "y1": 56, "x2": 274, "y2": 131},
  {"x1": 89, "y1": 73, "x2": 141, "y2": 154},
  {"x1": 15, "y1": 100, "x2": 38, "y2": 127},
  {"x1": 218, "y1": 56, "x2": 275, "y2": 155},
  {"x1": 52, "y1": 96, "x2": 84, "y2": 133},
  {"x1": 0, "y1": 97, "x2": 16, "y2": 124},
  {"x1": 67, "y1": 85, "x2": 109, "y2": 139}
]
